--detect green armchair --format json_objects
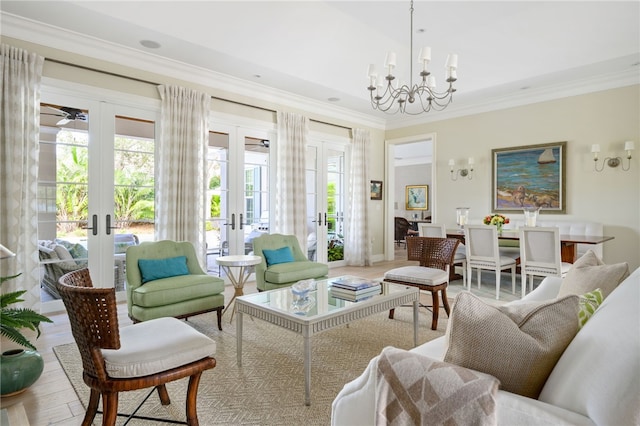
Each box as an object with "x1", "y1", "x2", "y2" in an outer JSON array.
[
  {"x1": 252, "y1": 233, "x2": 329, "y2": 291},
  {"x1": 126, "y1": 240, "x2": 225, "y2": 329}
]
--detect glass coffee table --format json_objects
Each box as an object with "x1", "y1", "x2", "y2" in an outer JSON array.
[{"x1": 235, "y1": 277, "x2": 419, "y2": 405}]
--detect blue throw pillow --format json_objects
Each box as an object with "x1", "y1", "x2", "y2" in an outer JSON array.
[
  {"x1": 138, "y1": 256, "x2": 189, "y2": 283},
  {"x1": 262, "y1": 246, "x2": 294, "y2": 266}
]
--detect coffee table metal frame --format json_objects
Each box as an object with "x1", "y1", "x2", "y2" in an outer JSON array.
[{"x1": 235, "y1": 279, "x2": 419, "y2": 405}]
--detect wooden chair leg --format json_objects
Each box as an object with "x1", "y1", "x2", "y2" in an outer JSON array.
[
  {"x1": 441, "y1": 288, "x2": 451, "y2": 316},
  {"x1": 101, "y1": 391, "x2": 118, "y2": 426},
  {"x1": 216, "y1": 308, "x2": 223, "y2": 330},
  {"x1": 388, "y1": 308, "x2": 395, "y2": 319},
  {"x1": 82, "y1": 389, "x2": 100, "y2": 426},
  {"x1": 156, "y1": 384, "x2": 171, "y2": 405},
  {"x1": 186, "y1": 372, "x2": 204, "y2": 426},
  {"x1": 430, "y1": 290, "x2": 439, "y2": 330}
]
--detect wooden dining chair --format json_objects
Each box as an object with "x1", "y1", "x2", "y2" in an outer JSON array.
[
  {"x1": 57, "y1": 268, "x2": 217, "y2": 426},
  {"x1": 519, "y1": 227, "x2": 572, "y2": 297},
  {"x1": 464, "y1": 225, "x2": 517, "y2": 300},
  {"x1": 384, "y1": 237, "x2": 460, "y2": 330},
  {"x1": 418, "y1": 223, "x2": 467, "y2": 285}
]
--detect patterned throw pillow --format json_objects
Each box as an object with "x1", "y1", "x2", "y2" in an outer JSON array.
[
  {"x1": 444, "y1": 292, "x2": 579, "y2": 399},
  {"x1": 558, "y1": 250, "x2": 629, "y2": 299},
  {"x1": 376, "y1": 346, "x2": 499, "y2": 426},
  {"x1": 578, "y1": 288, "x2": 603, "y2": 329}
]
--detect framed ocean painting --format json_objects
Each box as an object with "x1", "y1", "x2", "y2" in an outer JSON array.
[{"x1": 491, "y1": 142, "x2": 566, "y2": 213}]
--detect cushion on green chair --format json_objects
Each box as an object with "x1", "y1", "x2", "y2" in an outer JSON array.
[
  {"x1": 131, "y1": 274, "x2": 225, "y2": 307},
  {"x1": 263, "y1": 246, "x2": 295, "y2": 266},
  {"x1": 138, "y1": 256, "x2": 190, "y2": 283},
  {"x1": 264, "y1": 261, "x2": 329, "y2": 284}
]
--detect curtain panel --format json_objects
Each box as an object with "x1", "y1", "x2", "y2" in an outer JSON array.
[
  {"x1": 0, "y1": 44, "x2": 44, "y2": 307},
  {"x1": 156, "y1": 85, "x2": 210, "y2": 262},
  {"x1": 275, "y1": 111, "x2": 308, "y2": 250},
  {"x1": 345, "y1": 128, "x2": 372, "y2": 266}
]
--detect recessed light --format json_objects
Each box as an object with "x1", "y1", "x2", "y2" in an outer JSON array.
[
  {"x1": 140, "y1": 40, "x2": 161, "y2": 49},
  {"x1": 520, "y1": 86, "x2": 530, "y2": 90},
  {"x1": 416, "y1": 28, "x2": 425, "y2": 34},
  {"x1": 328, "y1": 97, "x2": 340, "y2": 102},
  {"x1": 254, "y1": 74, "x2": 262, "y2": 78}
]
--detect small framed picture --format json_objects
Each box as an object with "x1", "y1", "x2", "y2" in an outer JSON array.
[
  {"x1": 370, "y1": 180, "x2": 383, "y2": 200},
  {"x1": 406, "y1": 185, "x2": 428, "y2": 210}
]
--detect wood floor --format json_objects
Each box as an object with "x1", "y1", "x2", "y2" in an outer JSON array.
[{"x1": 0, "y1": 255, "x2": 414, "y2": 426}]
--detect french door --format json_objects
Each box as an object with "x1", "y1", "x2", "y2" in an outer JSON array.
[
  {"x1": 205, "y1": 125, "x2": 274, "y2": 274},
  {"x1": 306, "y1": 137, "x2": 348, "y2": 265},
  {"x1": 38, "y1": 91, "x2": 157, "y2": 311}
]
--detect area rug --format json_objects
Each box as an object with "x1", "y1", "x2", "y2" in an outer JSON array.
[{"x1": 54, "y1": 307, "x2": 445, "y2": 425}]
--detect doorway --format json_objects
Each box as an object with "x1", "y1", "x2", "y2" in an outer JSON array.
[{"x1": 385, "y1": 134, "x2": 435, "y2": 260}]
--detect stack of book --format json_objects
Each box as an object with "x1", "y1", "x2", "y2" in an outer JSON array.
[{"x1": 330, "y1": 277, "x2": 381, "y2": 301}]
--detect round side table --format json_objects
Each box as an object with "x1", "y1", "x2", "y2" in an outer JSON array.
[{"x1": 217, "y1": 255, "x2": 262, "y2": 321}]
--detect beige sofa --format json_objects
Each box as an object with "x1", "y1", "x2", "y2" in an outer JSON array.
[{"x1": 331, "y1": 267, "x2": 639, "y2": 425}]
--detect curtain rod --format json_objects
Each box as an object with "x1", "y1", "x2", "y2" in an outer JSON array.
[{"x1": 45, "y1": 58, "x2": 352, "y2": 131}]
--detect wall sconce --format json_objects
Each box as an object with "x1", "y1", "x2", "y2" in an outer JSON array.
[
  {"x1": 591, "y1": 141, "x2": 634, "y2": 172},
  {"x1": 449, "y1": 157, "x2": 474, "y2": 180}
]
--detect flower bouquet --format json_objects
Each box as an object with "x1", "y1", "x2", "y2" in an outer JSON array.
[{"x1": 483, "y1": 213, "x2": 509, "y2": 234}]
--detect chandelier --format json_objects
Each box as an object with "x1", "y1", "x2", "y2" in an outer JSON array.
[{"x1": 367, "y1": 0, "x2": 458, "y2": 115}]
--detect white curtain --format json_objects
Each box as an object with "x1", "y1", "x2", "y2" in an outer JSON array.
[
  {"x1": 345, "y1": 128, "x2": 372, "y2": 266},
  {"x1": 0, "y1": 44, "x2": 44, "y2": 307},
  {"x1": 275, "y1": 111, "x2": 308, "y2": 249},
  {"x1": 156, "y1": 85, "x2": 210, "y2": 261}
]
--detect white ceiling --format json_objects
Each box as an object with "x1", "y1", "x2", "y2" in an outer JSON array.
[{"x1": 2, "y1": 1, "x2": 639, "y2": 128}]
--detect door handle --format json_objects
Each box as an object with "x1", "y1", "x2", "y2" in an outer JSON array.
[
  {"x1": 239, "y1": 213, "x2": 244, "y2": 230},
  {"x1": 312, "y1": 212, "x2": 321, "y2": 224},
  {"x1": 105, "y1": 214, "x2": 118, "y2": 235},
  {"x1": 324, "y1": 212, "x2": 328, "y2": 226},
  {"x1": 84, "y1": 214, "x2": 98, "y2": 236},
  {"x1": 223, "y1": 214, "x2": 236, "y2": 230}
]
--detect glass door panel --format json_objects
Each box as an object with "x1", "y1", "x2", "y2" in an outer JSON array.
[
  {"x1": 306, "y1": 141, "x2": 346, "y2": 264},
  {"x1": 205, "y1": 131, "x2": 229, "y2": 275},
  {"x1": 38, "y1": 103, "x2": 90, "y2": 303},
  {"x1": 327, "y1": 148, "x2": 345, "y2": 262},
  {"x1": 243, "y1": 137, "x2": 269, "y2": 255},
  {"x1": 112, "y1": 115, "x2": 155, "y2": 292}
]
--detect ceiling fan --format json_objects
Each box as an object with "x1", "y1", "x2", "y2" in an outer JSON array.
[
  {"x1": 42, "y1": 104, "x2": 88, "y2": 126},
  {"x1": 246, "y1": 139, "x2": 270, "y2": 149}
]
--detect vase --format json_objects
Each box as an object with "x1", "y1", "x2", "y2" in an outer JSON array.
[
  {"x1": 0, "y1": 349, "x2": 44, "y2": 396},
  {"x1": 496, "y1": 223, "x2": 503, "y2": 235}
]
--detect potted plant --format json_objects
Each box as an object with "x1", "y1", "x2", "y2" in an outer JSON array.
[{"x1": 1, "y1": 272, "x2": 53, "y2": 396}]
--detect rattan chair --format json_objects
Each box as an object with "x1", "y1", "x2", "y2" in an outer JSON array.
[
  {"x1": 384, "y1": 237, "x2": 460, "y2": 330},
  {"x1": 57, "y1": 268, "x2": 217, "y2": 426}
]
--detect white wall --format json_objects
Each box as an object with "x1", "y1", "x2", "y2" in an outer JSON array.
[
  {"x1": 394, "y1": 163, "x2": 432, "y2": 219},
  {"x1": 387, "y1": 85, "x2": 640, "y2": 270}
]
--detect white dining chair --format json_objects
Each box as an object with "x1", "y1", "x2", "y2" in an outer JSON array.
[
  {"x1": 519, "y1": 227, "x2": 572, "y2": 298},
  {"x1": 464, "y1": 225, "x2": 517, "y2": 300},
  {"x1": 419, "y1": 223, "x2": 467, "y2": 286}
]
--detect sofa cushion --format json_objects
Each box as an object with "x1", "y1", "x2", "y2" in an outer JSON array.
[
  {"x1": 262, "y1": 246, "x2": 294, "y2": 266},
  {"x1": 444, "y1": 292, "x2": 579, "y2": 399},
  {"x1": 264, "y1": 261, "x2": 328, "y2": 284},
  {"x1": 53, "y1": 244, "x2": 78, "y2": 269},
  {"x1": 131, "y1": 274, "x2": 224, "y2": 307},
  {"x1": 558, "y1": 250, "x2": 629, "y2": 299},
  {"x1": 376, "y1": 346, "x2": 499, "y2": 425},
  {"x1": 102, "y1": 317, "x2": 216, "y2": 378},
  {"x1": 539, "y1": 268, "x2": 640, "y2": 426},
  {"x1": 138, "y1": 256, "x2": 189, "y2": 283}
]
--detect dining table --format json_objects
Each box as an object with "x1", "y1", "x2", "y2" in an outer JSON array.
[{"x1": 445, "y1": 229, "x2": 615, "y2": 264}]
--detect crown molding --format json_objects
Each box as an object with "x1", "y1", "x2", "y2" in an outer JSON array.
[
  {"x1": 385, "y1": 67, "x2": 639, "y2": 130},
  {"x1": 2, "y1": 12, "x2": 386, "y2": 130}
]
